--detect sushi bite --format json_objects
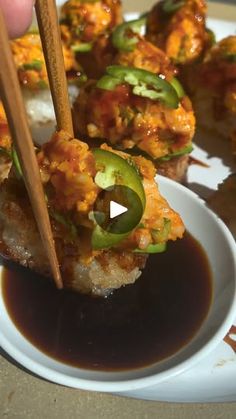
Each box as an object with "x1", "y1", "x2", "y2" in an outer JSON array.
[
  {"x1": 146, "y1": 0, "x2": 210, "y2": 66},
  {"x1": 0, "y1": 128, "x2": 184, "y2": 296},
  {"x1": 73, "y1": 64, "x2": 195, "y2": 182},
  {"x1": 90, "y1": 14, "x2": 177, "y2": 79},
  {"x1": 60, "y1": 0, "x2": 123, "y2": 78},
  {"x1": 10, "y1": 31, "x2": 84, "y2": 145},
  {"x1": 60, "y1": 0, "x2": 122, "y2": 49},
  {"x1": 190, "y1": 36, "x2": 236, "y2": 156}
]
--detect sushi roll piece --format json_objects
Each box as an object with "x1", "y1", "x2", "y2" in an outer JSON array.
[
  {"x1": 90, "y1": 15, "x2": 177, "y2": 81},
  {"x1": 146, "y1": 0, "x2": 210, "y2": 66},
  {"x1": 60, "y1": 0, "x2": 123, "y2": 78},
  {"x1": 109, "y1": 18, "x2": 194, "y2": 181},
  {"x1": 0, "y1": 129, "x2": 184, "y2": 296},
  {"x1": 60, "y1": 0, "x2": 122, "y2": 48},
  {"x1": 208, "y1": 173, "x2": 236, "y2": 238},
  {"x1": 191, "y1": 36, "x2": 236, "y2": 155},
  {"x1": 112, "y1": 17, "x2": 177, "y2": 80},
  {"x1": 73, "y1": 65, "x2": 195, "y2": 182},
  {"x1": 10, "y1": 32, "x2": 84, "y2": 145}
]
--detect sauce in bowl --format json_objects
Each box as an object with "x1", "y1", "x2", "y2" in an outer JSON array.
[{"x1": 2, "y1": 232, "x2": 212, "y2": 371}]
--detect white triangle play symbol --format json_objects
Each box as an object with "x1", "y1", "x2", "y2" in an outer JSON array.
[{"x1": 110, "y1": 200, "x2": 128, "y2": 219}]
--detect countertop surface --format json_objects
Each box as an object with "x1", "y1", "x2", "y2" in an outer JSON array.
[
  {"x1": 1, "y1": 1, "x2": 236, "y2": 418},
  {"x1": 1, "y1": 352, "x2": 236, "y2": 419}
]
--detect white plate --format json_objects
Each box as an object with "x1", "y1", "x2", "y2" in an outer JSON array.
[
  {"x1": 116, "y1": 13, "x2": 236, "y2": 403},
  {"x1": 1, "y1": 5, "x2": 236, "y2": 403}
]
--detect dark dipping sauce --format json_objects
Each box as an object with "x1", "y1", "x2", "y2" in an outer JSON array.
[{"x1": 2, "y1": 232, "x2": 212, "y2": 371}]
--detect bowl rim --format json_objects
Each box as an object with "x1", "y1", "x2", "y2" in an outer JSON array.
[{"x1": 0, "y1": 175, "x2": 236, "y2": 392}]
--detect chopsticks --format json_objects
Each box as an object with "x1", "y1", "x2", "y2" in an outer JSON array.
[
  {"x1": 0, "y1": 7, "x2": 63, "y2": 289},
  {"x1": 35, "y1": 0, "x2": 74, "y2": 137}
]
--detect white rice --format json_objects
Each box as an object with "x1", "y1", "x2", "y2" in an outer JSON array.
[
  {"x1": 23, "y1": 84, "x2": 79, "y2": 145},
  {"x1": 71, "y1": 259, "x2": 142, "y2": 297}
]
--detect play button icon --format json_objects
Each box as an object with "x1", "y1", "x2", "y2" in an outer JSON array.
[
  {"x1": 110, "y1": 201, "x2": 128, "y2": 219},
  {"x1": 93, "y1": 184, "x2": 144, "y2": 235}
]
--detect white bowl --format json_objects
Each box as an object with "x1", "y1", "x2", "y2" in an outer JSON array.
[{"x1": 0, "y1": 175, "x2": 236, "y2": 392}]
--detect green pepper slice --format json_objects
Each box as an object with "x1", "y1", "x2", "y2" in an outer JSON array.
[
  {"x1": 0, "y1": 146, "x2": 22, "y2": 178},
  {"x1": 96, "y1": 75, "x2": 122, "y2": 91},
  {"x1": 128, "y1": 142, "x2": 192, "y2": 163},
  {"x1": 133, "y1": 219, "x2": 170, "y2": 253},
  {"x1": 93, "y1": 149, "x2": 145, "y2": 205},
  {"x1": 162, "y1": 0, "x2": 185, "y2": 14},
  {"x1": 134, "y1": 242, "x2": 167, "y2": 253},
  {"x1": 151, "y1": 218, "x2": 171, "y2": 243},
  {"x1": 170, "y1": 77, "x2": 185, "y2": 99},
  {"x1": 27, "y1": 27, "x2": 39, "y2": 35},
  {"x1": 112, "y1": 16, "x2": 147, "y2": 52},
  {"x1": 92, "y1": 225, "x2": 129, "y2": 250},
  {"x1": 21, "y1": 59, "x2": 43, "y2": 71},
  {"x1": 91, "y1": 148, "x2": 146, "y2": 250},
  {"x1": 12, "y1": 148, "x2": 23, "y2": 178},
  {"x1": 97, "y1": 66, "x2": 179, "y2": 109},
  {"x1": 157, "y1": 144, "x2": 193, "y2": 162},
  {"x1": 71, "y1": 42, "x2": 93, "y2": 53},
  {"x1": 37, "y1": 80, "x2": 48, "y2": 89}
]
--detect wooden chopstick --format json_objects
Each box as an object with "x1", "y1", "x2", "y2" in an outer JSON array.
[
  {"x1": 0, "y1": 7, "x2": 63, "y2": 289},
  {"x1": 35, "y1": 0, "x2": 74, "y2": 137}
]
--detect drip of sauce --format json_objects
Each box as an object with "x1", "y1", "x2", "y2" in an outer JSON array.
[
  {"x1": 2, "y1": 232, "x2": 212, "y2": 371},
  {"x1": 224, "y1": 325, "x2": 236, "y2": 353}
]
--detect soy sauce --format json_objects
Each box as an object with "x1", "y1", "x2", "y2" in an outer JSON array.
[{"x1": 2, "y1": 232, "x2": 212, "y2": 371}]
